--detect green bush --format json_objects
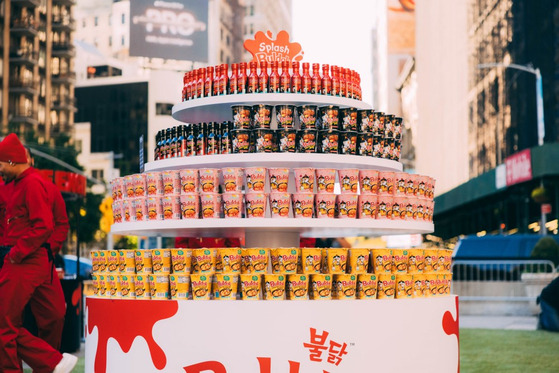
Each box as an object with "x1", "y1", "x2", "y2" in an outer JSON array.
[{"x1": 531, "y1": 237, "x2": 559, "y2": 269}]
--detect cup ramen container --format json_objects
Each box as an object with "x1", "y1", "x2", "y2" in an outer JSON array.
[
  {"x1": 105, "y1": 251, "x2": 118, "y2": 273},
  {"x1": 171, "y1": 248, "x2": 192, "y2": 273},
  {"x1": 90, "y1": 250, "x2": 100, "y2": 273},
  {"x1": 416, "y1": 175, "x2": 429, "y2": 198},
  {"x1": 268, "y1": 168, "x2": 290, "y2": 192},
  {"x1": 338, "y1": 169, "x2": 359, "y2": 194},
  {"x1": 232, "y1": 105, "x2": 252, "y2": 129},
  {"x1": 261, "y1": 274, "x2": 286, "y2": 300},
  {"x1": 395, "y1": 273, "x2": 413, "y2": 299},
  {"x1": 348, "y1": 248, "x2": 370, "y2": 274},
  {"x1": 160, "y1": 170, "x2": 180, "y2": 195},
  {"x1": 376, "y1": 194, "x2": 393, "y2": 220},
  {"x1": 314, "y1": 193, "x2": 335, "y2": 218},
  {"x1": 358, "y1": 133, "x2": 374, "y2": 156},
  {"x1": 245, "y1": 192, "x2": 267, "y2": 218},
  {"x1": 124, "y1": 175, "x2": 134, "y2": 199},
  {"x1": 222, "y1": 192, "x2": 243, "y2": 218},
  {"x1": 423, "y1": 249, "x2": 438, "y2": 273},
  {"x1": 318, "y1": 105, "x2": 339, "y2": 130},
  {"x1": 297, "y1": 129, "x2": 317, "y2": 153},
  {"x1": 111, "y1": 178, "x2": 123, "y2": 201},
  {"x1": 241, "y1": 248, "x2": 269, "y2": 274},
  {"x1": 192, "y1": 248, "x2": 216, "y2": 274},
  {"x1": 358, "y1": 170, "x2": 378, "y2": 195},
  {"x1": 414, "y1": 199, "x2": 427, "y2": 221},
  {"x1": 118, "y1": 250, "x2": 135, "y2": 273},
  {"x1": 325, "y1": 248, "x2": 348, "y2": 274},
  {"x1": 377, "y1": 273, "x2": 396, "y2": 299},
  {"x1": 91, "y1": 274, "x2": 99, "y2": 297},
  {"x1": 179, "y1": 193, "x2": 200, "y2": 219},
  {"x1": 96, "y1": 274, "x2": 106, "y2": 297},
  {"x1": 371, "y1": 249, "x2": 393, "y2": 274},
  {"x1": 275, "y1": 105, "x2": 295, "y2": 129},
  {"x1": 286, "y1": 274, "x2": 309, "y2": 300},
  {"x1": 407, "y1": 249, "x2": 425, "y2": 273},
  {"x1": 147, "y1": 275, "x2": 168, "y2": 300},
  {"x1": 310, "y1": 274, "x2": 332, "y2": 300},
  {"x1": 103, "y1": 275, "x2": 113, "y2": 298},
  {"x1": 301, "y1": 248, "x2": 322, "y2": 274},
  {"x1": 111, "y1": 201, "x2": 122, "y2": 223},
  {"x1": 412, "y1": 273, "x2": 426, "y2": 298},
  {"x1": 214, "y1": 273, "x2": 239, "y2": 300},
  {"x1": 427, "y1": 176, "x2": 437, "y2": 199},
  {"x1": 270, "y1": 248, "x2": 298, "y2": 274},
  {"x1": 339, "y1": 107, "x2": 358, "y2": 132},
  {"x1": 190, "y1": 274, "x2": 212, "y2": 300},
  {"x1": 134, "y1": 274, "x2": 151, "y2": 299},
  {"x1": 123, "y1": 199, "x2": 132, "y2": 222},
  {"x1": 244, "y1": 167, "x2": 267, "y2": 192},
  {"x1": 402, "y1": 197, "x2": 415, "y2": 221},
  {"x1": 218, "y1": 248, "x2": 242, "y2": 273},
  {"x1": 434, "y1": 273, "x2": 445, "y2": 297},
  {"x1": 376, "y1": 172, "x2": 394, "y2": 196},
  {"x1": 298, "y1": 105, "x2": 318, "y2": 129},
  {"x1": 135, "y1": 250, "x2": 153, "y2": 274},
  {"x1": 423, "y1": 272, "x2": 437, "y2": 298},
  {"x1": 315, "y1": 169, "x2": 336, "y2": 194},
  {"x1": 200, "y1": 193, "x2": 222, "y2": 219},
  {"x1": 133, "y1": 197, "x2": 148, "y2": 222},
  {"x1": 276, "y1": 129, "x2": 297, "y2": 152},
  {"x1": 357, "y1": 274, "x2": 378, "y2": 299},
  {"x1": 340, "y1": 131, "x2": 358, "y2": 155},
  {"x1": 151, "y1": 249, "x2": 171, "y2": 274},
  {"x1": 317, "y1": 129, "x2": 339, "y2": 155},
  {"x1": 145, "y1": 172, "x2": 163, "y2": 196},
  {"x1": 221, "y1": 167, "x2": 244, "y2": 192},
  {"x1": 179, "y1": 169, "x2": 199, "y2": 194},
  {"x1": 132, "y1": 173, "x2": 147, "y2": 197},
  {"x1": 97, "y1": 250, "x2": 108, "y2": 272},
  {"x1": 443, "y1": 273, "x2": 452, "y2": 296},
  {"x1": 391, "y1": 196, "x2": 408, "y2": 221},
  {"x1": 169, "y1": 274, "x2": 190, "y2": 300},
  {"x1": 293, "y1": 168, "x2": 315, "y2": 192},
  {"x1": 433, "y1": 250, "x2": 447, "y2": 272},
  {"x1": 358, "y1": 194, "x2": 377, "y2": 219},
  {"x1": 336, "y1": 194, "x2": 358, "y2": 219},
  {"x1": 269, "y1": 192, "x2": 291, "y2": 218},
  {"x1": 240, "y1": 274, "x2": 262, "y2": 300},
  {"x1": 108, "y1": 274, "x2": 122, "y2": 298},
  {"x1": 161, "y1": 195, "x2": 181, "y2": 220},
  {"x1": 443, "y1": 249, "x2": 453, "y2": 271},
  {"x1": 253, "y1": 129, "x2": 276, "y2": 153},
  {"x1": 332, "y1": 274, "x2": 357, "y2": 300},
  {"x1": 425, "y1": 200, "x2": 435, "y2": 222},
  {"x1": 291, "y1": 192, "x2": 314, "y2": 218},
  {"x1": 232, "y1": 129, "x2": 252, "y2": 153},
  {"x1": 252, "y1": 104, "x2": 273, "y2": 129},
  {"x1": 198, "y1": 169, "x2": 220, "y2": 193},
  {"x1": 393, "y1": 172, "x2": 408, "y2": 196},
  {"x1": 359, "y1": 109, "x2": 375, "y2": 133},
  {"x1": 144, "y1": 197, "x2": 161, "y2": 221}
]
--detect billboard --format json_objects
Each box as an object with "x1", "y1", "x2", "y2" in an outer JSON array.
[{"x1": 130, "y1": 0, "x2": 208, "y2": 61}]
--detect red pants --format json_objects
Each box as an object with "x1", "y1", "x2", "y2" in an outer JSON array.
[{"x1": 0, "y1": 249, "x2": 63, "y2": 372}]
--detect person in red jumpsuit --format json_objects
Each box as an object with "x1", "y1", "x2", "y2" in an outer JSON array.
[{"x1": 0, "y1": 134, "x2": 77, "y2": 373}]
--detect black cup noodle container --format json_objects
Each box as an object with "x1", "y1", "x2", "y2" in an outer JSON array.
[
  {"x1": 394, "y1": 117, "x2": 403, "y2": 140},
  {"x1": 252, "y1": 104, "x2": 273, "y2": 129},
  {"x1": 373, "y1": 136, "x2": 384, "y2": 158},
  {"x1": 232, "y1": 129, "x2": 252, "y2": 153},
  {"x1": 318, "y1": 105, "x2": 339, "y2": 130},
  {"x1": 232, "y1": 105, "x2": 252, "y2": 129},
  {"x1": 359, "y1": 110, "x2": 375, "y2": 133},
  {"x1": 318, "y1": 130, "x2": 339, "y2": 154},
  {"x1": 297, "y1": 129, "x2": 318, "y2": 153},
  {"x1": 358, "y1": 132, "x2": 374, "y2": 156},
  {"x1": 276, "y1": 105, "x2": 296, "y2": 129},
  {"x1": 253, "y1": 129, "x2": 276, "y2": 153},
  {"x1": 373, "y1": 111, "x2": 385, "y2": 137},
  {"x1": 339, "y1": 107, "x2": 358, "y2": 132},
  {"x1": 277, "y1": 129, "x2": 297, "y2": 153},
  {"x1": 298, "y1": 105, "x2": 318, "y2": 130},
  {"x1": 340, "y1": 131, "x2": 358, "y2": 155}
]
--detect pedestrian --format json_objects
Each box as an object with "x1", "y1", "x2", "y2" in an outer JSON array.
[
  {"x1": 537, "y1": 276, "x2": 559, "y2": 332},
  {"x1": 0, "y1": 133, "x2": 77, "y2": 372}
]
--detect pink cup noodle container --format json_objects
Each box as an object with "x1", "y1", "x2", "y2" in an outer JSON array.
[
  {"x1": 222, "y1": 192, "x2": 244, "y2": 218},
  {"x1": 161, "y1": 170, "x2": 181, "y2": 195},
  {"x1": 221, "y1": 167, "x2": 244, "y2": 193},
  {"x1": 268, "y1": 168, "x2": 290, "y2": 193},
  {"x1": 146, "y1": 197, "x2": 163, "y2": 221},
  {"x1": 124, "y1": 175, "x2": 135, "y2": 199},
  {"x1": 392, "y1": 196, "x2": 408, "y2": 221},
  {"x1": 292, "y1": 193, "x2": 315, "y2": 218},
  {"x1": 417, "y1": 175, "x2": 430, "y2": 198},
  {"x1": 405, "y1": 173, "x2": 419, "y2": 196},
  {"x1": 414, "y1": 198, "x2": 427, "y2": 220},
  {"x1": 427, "y1": 177, "x2": 436, "y2": 199},
  {"x1": 358, "y1": 194, "x2": 377, "y2": 219},
  {"x1": 403, "y1": 197, "x2": 415, "y2": 221},
  {"x1": 179, "y1": 193, "x2": 200, "y2": 219},
  {"x1": 377, "y1": 171, "x2": 395, "y2": 196},
  {"x1": 424, "y1": 199, "x2": 434, "y2": 222},
  {"x1": 338, "y1": 168, "x2": 360, "y2": 194},
  {"x1": 376, "y1": 195, "x2": 393, "y2": 220},
  {"x1": 111, "y1": 178, "x2": 124, "y2": 201},
  {"x1": 200, "y1": 193, "x2": 222, "y2": 219},
  {"x1": 358, "y1": 169, "x2": 379, "y2": 195},
  {"x1": 131, "y1": 174, "x2": 147, "y2": 197},
  {"x1": 393, "y1": 172, "x2": 408, "y2": 196},
  {"x1": 245, "y1": 167, "x2": 267, "y2": 192},
  {"x1": 270, "y1": 192, "x2": 291, "y2": 218},
  {"x1": 315, "y1": 168, "x2": 336, "y2": 194},
  {"x1": 293, "y1": 168, "x2": 315, "y2": 193},
  {"x1": 199, "y1": 168, "x2": 220, "y2": 193},
  {"x1": 245, "y1": 192, "x2": 268, "y2": 218},
  {"x1": 145, "y1": 172, "x2": 163, "y2": 196},
  {"x1": 112, "y1": 201, "x2": 123, "y2": 223},
  {"x1": 179, "y1": 169, "x2": 199, "y2": 194},
  {"x1": 162, "y1": 195, "x2": 181, "y2": 220},
  {"x1": 336, "y1": 194, "x2": 358, "y2": 219},
  {"x1": 133, "y1": 197, "x2": 148, "y2": 222},
  {"x1": 315, "y1": 193, "x2": 337, "y2": 219},
  {"x1": 123, "y1": 199, "x2": 133, "y2": 222}
]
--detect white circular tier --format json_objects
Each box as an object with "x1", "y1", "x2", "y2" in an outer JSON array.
[
  {"x1": 145, "y1": 153, "x2": 402, "y2": 172},
  {"x1": 172, "y1": 93, "x2": 371, "y2": 123},
  {"x1": 111, "y1": 219, "x2": 433, "y2": 238}
]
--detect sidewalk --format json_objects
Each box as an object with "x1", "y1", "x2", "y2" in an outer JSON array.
[{"x1": 460, "y1": 315, "x2": 538, "y2": 330}]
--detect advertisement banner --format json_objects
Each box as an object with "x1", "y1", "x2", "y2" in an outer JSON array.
[
  {"x1": 130, "y1": 0, "x2": 208, "y2": 61},
  {"x1": 505, "y1": 149, "x2": 532, "y2": 186}
]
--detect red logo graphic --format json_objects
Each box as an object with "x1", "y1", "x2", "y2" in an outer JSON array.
[
  {"x1": 442, "y1": 296, "x2": 460, "y2": 373},
  {"x1": 244, "y1": 30, "x2": 304, "y2": 63},
  {"x1": 303, "y1": 328, "x2": 348, "y2": 367}
]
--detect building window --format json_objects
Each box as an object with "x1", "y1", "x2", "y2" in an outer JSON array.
[
  {"x1": 156, "y1": 103, "x2": 173, "y2": 116},
  {"x1": 122, "y1": 13, "x2": 125, "y2": 24},
  {"x1": 92, "y1": 169, "x2": 104, "y2": 180},
  {"x1": 250, "y1": 5, "x2": 254, "y2": 15},
  {"x1": 94, "y1": 16, "x2": 98, "y2": 26},
  {"x1": 121, "y1": 36, "x2": 125, "y2": 46},
  {"x1": 82, "y1": 19, "x2": 86, "y2": 28},
  {"x1": 75, "y1": 139, "x2": 83, "y2": 153},
  {"x1": 109, "y1": 36, "x2": 112, "y2": 46}
]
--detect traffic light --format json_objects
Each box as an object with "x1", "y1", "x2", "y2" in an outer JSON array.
[{"x1": 99, "y1": 196, "x2": 114, "y2": 233}]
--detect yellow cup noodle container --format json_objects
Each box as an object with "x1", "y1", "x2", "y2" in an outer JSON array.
[
  {"x1": 107, "y1": 251, "x2": 120, "y2": 273},
  {"x1": 119, "y1": 274, "x2": 136, "y2": 299},
  {"x1": 108, "y1": 274, "x2": 122, "y2": 298},
  {"x1": 326, "y1": 248, "x2": 348, "y2": 274},
  {"x1": 190, "y1": 274, "x2": 212, "y2": 300},
  {"x1": 135, "y1": 250, "x2": 153, "y2": 274},
  {"x1": 169, "y1": 274, "x2": 190, "y2": 300},
  {"x1": 377, "y1": 273, "x2": 396, "y2": 299},
  {"x1": 118, "y1": 250, "x2": 136, "y2": 273},
  {"x1": 300, "y1": 248, "x2": 322, "y2": 274},
  {"x1": 98, "y1": 250, "x2": 108, "y2": 272},
  {"x1": 411, "y1": 273, "x2": 426, "y2": 298},
  {"x1": 240, "y1": 274, "x2": 262, "y2": 300},
  {"x1": 395, "y1": 273, "x2": 413, "y2": 299},
  {"x1": 356, "y1": 273, "x2": 378, "y2": 299},
  {"x1": 134, "y1": 274, "x2": 151, "y2": 299},
  {"x1": 348, "y1": 248, "x2": 370, "y2": 274},
  {"x1": 97, "y1": 274, "x2": 107, "y2": 297},
  {"x1": 149, "y1": 274, "x2": 170, "y2": 300},
  {"x1": 241, "y1": 248, "x2": 269, "y2": 274},
  {"x1": 407, "y1": 249, "x2": 425, "y2": 273},
  {"x1": 392, "y1": 249, "x2": 409, "y2": 273},
  {"x1": 171, "y1": 248, "x2": 192, "y2": 273},
  {"x1": 286, "y1": 274, "x2": 309, "y2": 300},
  {"x1": 371, "y1": 249, "x2": 393, "y2": 274},
  {"x1": 263, "y1": 274, "x2": 286, "y2": 300},
  {"x1": 270, "y1": 248, "x2": 299, "y2": 274},
  {"x1": 151, "y1": 249, "x2": 172, "y2": 274},
  {"x1": 91, "y1": 274, "x2": 99, "y2": 296},
  {"x1": 423, "y1": 249, "x2": 438, "y2": 272},
  {"x1": 192, "y1": 248, "x2": 216, "y2": 274},
  {"x1": 218, "y1": 248, "x2": 242, "y2": 273},
  {"x1": 214, "y1": 273, "x2": 238, "y2": 300},
  {"x1": 310, "y1": 274, "x2": 332, "y2": 300},
  {"x1": 332, "y1": 274, "x2": 357, "y2": 300},
  {"x1": 90, "y1": 251, "x2": 100, "y2": 273}
]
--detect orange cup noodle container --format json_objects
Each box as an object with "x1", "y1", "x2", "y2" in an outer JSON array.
[
  {"x1": 443, "y1": 249, "x2": 453, "y2": 271},
  {"x1": 241, "y1": 248, "x2": 269, "y2": 274},
  {"x1": 192, "y1": 248, "x2": 216, "y2": 274},
  {"x1": 310, "y1": 274, "x2": 332, "y2": 300},
  {"x1": 214, "y1": 274, "x2": 239, "y2": 300},
  {"x1": 119, "y1": 274, "x2": 136, "y2": 299},
  {"x1": 222, "y1": 192, "x2": 244, "y2": 218},
  {"x1": 270, "y1": 248, "x2": 298, "y2": 274},
  {"x1": 90, "y1": 251, "x2": 101, "y2": 273},
  {"x1": 179, "y1": 169, "x2": 199, "y2": 194},
  {"x1": 376, "y1": 195, "x2": 393, "y2": 220},
  {"x1": 348, "y1": 248, "x2": 370, "y2": 274},
  {"x1": 97, "y1": 274, "x2": 107, "y2": 297},
  {"x1": 337, "y1": 194, "x2": 358, "y2": 219},
  {"x1": 135, "y1": 250, "x2": 153, "y2": 274},
  {"x1": 326, "y1": 248, "x2": 348, "y2": 274},
  {"x1": 315, "y1": 193, "x2": 337, "y2": 219},
  {"x1": 106, "y1": 251, "x2": 119, "y2": 273},
  {"x1": 371, "y1": 249, "x2": 393, "y2": 274},
  {"x1": 91, "y1": 274, "x2": 99, "y2": 296},
  {"x1": 122, "y1": 199, "x2": 132, "y2": 222},
  {"x1": 200, "y1": 193, "x2": 222, "y2": 219},
  {"x1": 268, "y1": 168, "x2": 290, "y2": 192},
  {"x1": 118, "y1": 250, "x2": 136, "y2": 273},
  {"x1": 423, "y1": 272, "x2": 438, "y2": 298},
  {"x1": 423, "y1": 249, "x2": 438, "y2": 272},
  {"x1": 301, "y1": 248, "x2": 323, "y2": 274},
  {"x1": 269, "y1": 192, "x2": 291, "y2": 218},
  {"x1": 162, "y1": 195, "x2": 182, "y2": 220},
  {"x1": 107, "y1": 274, "x2": 121, "y2": 298},
  {"x1": 218, "y1": 248, "x2": 242, "y2": 273},
  {"x1": 244, "y1": 167, "x2": 267, "y2": 192},
  {"x1": 432, "y1": 250, "x2": 447, "y2": 272},
  {"x1": 97, "y1": 250, "x2": 109, "y2": 272},
  {"x1": 132, "y1": 173, "x2": 147, "y2": 197},
  {"x1": 240, "y1": 274, "x2": 262, "y2": 300},
  {"x1": 407, "y1": 249, "x2": 425, "y2": 273},
  {"x1": 263, "y1": 274, "x2": 287, "y2": 300},
  {"x1": 245, "y1": 192, "x2": 267, "y2": 218},
  {"x1": 293, "y1": 168, "x2": 315, "y2": 193},
  {"x1": 145, "y1": 172, "x2": 163, "y2": 196},
  {"x1": 161, "y1": 170, "x2": 181, "y2": 195},
  {"x1": 292, "y1": 192, "x2": 314, "y2": 218},
  {"x1": 395, "y1": 273, "x2": 413, "y2": 299},
  {"x1": 171, "y1": 248, "x2": 192, "y2": 273},
  {"x1": 377, "y1": 171, "x2": 395, "y2": 196},
  {"x1": 132, "y1": 197, "x2": 148, "y2": 222},
  {"x1": 179, "y1": 193, "x2": 200, "y2": 219},
  {"x1": 134, "y1": 274, "x2": 151, "y2": 299},
  {"x1": 411, "y1": 273, "x2": 426, "y2": 298},
  {"x1": 358, "y1": 169, "x2": 379, "y2": 195},
  {"x1": 151, "y1": 249, "x2": 172, "y2": 274},
  {"x1": 146, "y1": 197, "x2": 163, "y2": 221},
  {"x1": 287, "y1": 274, "x2": 309, "y2": 300},
  {"x1": 221, "y1": 167, "x2": 243, "y2": 193},
  {"x1": 357, "y1": 274, "x2": 378, "y2": 299},
  {"x1": 377, "y1": 273, "x2": 396, "y2": 299},
  {"x1": 315, "y1": 168, "x2": 336, "y2": 194},
  {"x1": 443, "y1": 273, "x2": 452, "y2": 296},
  {"x1": 393, "y1": 172, "x2": 408, "y2": 196},
  {"x1": 338, "y1": 168, "x2": 360, "y2": 194},
  {"x1": 333, "y1": 274, "x2": 357, "y2": 299},
  {"x1": 392, "y1": 249, "x2": 409, "y2": 273},
  {"x1": 358, "y1": 194, "x2": 377, "y2": 219},
  {"x1": 148, "y1": 274, "x2": 170, "y2": 299},
  {"x1": 169, "y1": 274, "x2": 190, "y2": 300},
  {"x1": 190, "y1": 274, "x2": 212, "y2": 300},
  {"x1": 392, "y1": 196, "x2": 408, "y2": 221}
]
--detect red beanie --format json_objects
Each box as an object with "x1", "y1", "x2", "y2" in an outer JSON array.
[{"x1": 0, "y1": 133, "x2": 28, "y2": 164}]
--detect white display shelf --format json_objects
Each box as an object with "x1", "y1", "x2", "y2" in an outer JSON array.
[
  {"x1": 145, "y1": 153, "x2": 403, "y2": 172},
  {"x1": 172, "y1": 93, "x2": 371, "y2": 123}
]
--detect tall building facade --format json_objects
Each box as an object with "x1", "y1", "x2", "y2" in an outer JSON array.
[{"x1": 1, "y1": 0, "x2": 76, "y2": 143}]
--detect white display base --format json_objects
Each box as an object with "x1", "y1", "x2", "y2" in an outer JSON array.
[{"x1": 85, "y1": 296, "x2": 460, "y2": 373}]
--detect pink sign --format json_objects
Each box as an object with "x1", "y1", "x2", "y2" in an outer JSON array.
[{"x1": 505, "y1": 149, "x2": 532, "y2": 186}]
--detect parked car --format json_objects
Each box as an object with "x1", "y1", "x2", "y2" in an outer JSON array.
[{"x1": 62, "y1": 254, "x2": 93, "y2": 279}]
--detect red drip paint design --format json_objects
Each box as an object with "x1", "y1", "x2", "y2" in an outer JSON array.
[
  {"x1": 442, "y1": 296, "x2": 460, "y2": 373},
  {"x1": 87, "y1": 298, "x2": 179, "y2": 373}
]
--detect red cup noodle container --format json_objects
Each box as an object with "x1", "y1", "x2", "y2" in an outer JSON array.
[
  {"x1": 268, "y1": 168, "x2": 290, "y2": 192},
  {"x1": 358, "y1": 133, "x2": 374, "y2": 156},
  {"x1": 162, "y1": 195, "x2": 181, "y2": 220},
  {"x1": 359, "y1": 109, "x2": 375, "y2": 133},
  {"x1": 378, "y1": 171, "x2": 395, "y2": 195},
  {"x1": 270, "y1": 192, "x2": 291, "y2": 218},
  {"x1": 179, "y1": 194, "x2": 200, "y2": 219},
  {"x1": 245, "y1": 192, "x2": 268, "y2": 218},
  {"x1": 315, "y1": 168, "x2": 336, "y2": 194},
  {"x1": 392, "y1": 196, "x2": 408, "y2": 221},
  {"x1": 293, "y1": 168, "x2": 315, "y2": 193},
  {"x1": 315, "y1": 193, "x2": 337, "y2": 218},
  {"x1": 145, "y1": 172, "x2": 163, "y2": 196},
  {"x1": 232, "y1": 129, "x2": 252, "y2": 153},
  {"x1": 292, "y1": 192, "x2": 315, "y2": 218},
  {"x1": 377, "y1": 194, "x2": 393, "y2": 220},
  {"x1": 179, "y1": 169, "x2": 199, "y2": 194},
  {"x1": 252, "y1": 104, "x2": 273, "y2": 129},
  {"x1": 338, "y1": 168, "x2": 359, "y2": 194},
  {"x1": 199, "y1": 168, "x2": 220, "y2": 193},
  {"x1": 340, "y1": 131, "x2": 358, "y2": 155},
  {"x1": 358, "y1": 194, "x2": 377, "y2": 219},
  {"x1": 253, "y1": 129, "x2": 276, "y2": 153},
  {"x1": 339, "y1": 107, "x2": 358, "y2": 131},
  {"x1": 336, "y1": 194, "x2": 358, "y2": 219},
  {"x1": 146, "y1": 197, "x2": 163, "y2": 220},
  {"x1": 232, "y1": 105, "x2": 252, "y2": 129},
  {"x1": 318, "y1": 105, "x2": 339, "y2": 130},
  {"x1": 373, "y1": 136, "x2": 384, "y2": 158},
  {"x1": 277, "y1": 129, "x2": 297, "y2": 153},
  {"x1": 358, "y1": 169, "x2": 379, "y2": 195},
  {"x1": 222, "y1": 192, "x2": 244, "y2": 218},
  {"x1": 200, "y1": 193, "x2": 222, "y2": 218},
  {"x1": 297, "y1": 130, "x2": 317, "y2": 153},
  {"x1": 276, "y1": 105, "x2": 296, "y2": 129},
  {"x1": 162, "y1": 170, "x2": 181, "y2": 195},
  {"x1": 298, "y1": 105, "x2": 318, "y2": 129},
  {"x1": 317, "y1": 130, "x2": 339, "y2": 154},
  {"x1": 245, "y1": 167, "x2": 267, "y2": 192}
]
